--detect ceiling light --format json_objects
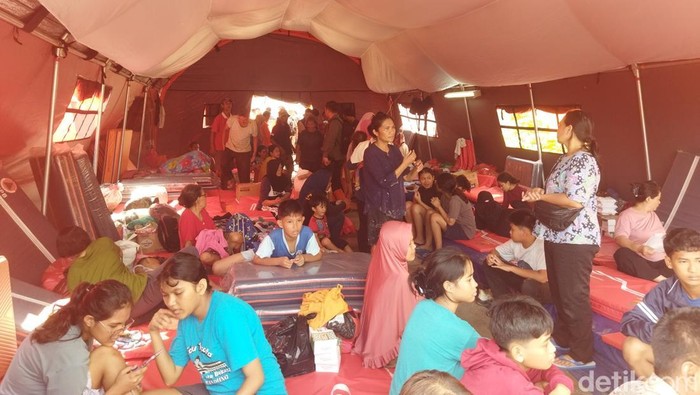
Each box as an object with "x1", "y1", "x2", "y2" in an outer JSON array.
[{"x1": 444, "y1": 90, "x2": 481, "y2": 99}]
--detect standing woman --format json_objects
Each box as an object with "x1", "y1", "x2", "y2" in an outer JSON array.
[
  {"x1": 0, "y1": 280, "x2": 144, "y2": 394},
  {"x1": 523, "y1": 109, "x2": 600, "y2": 369},
  {"x1": 362, "y1": 112, "x2": 422, "y2": 246},
  {"x1": 614, "y1": 181, "x2": 671, "y2": 282},
  {"x1": 148, "y1": 252, "x2": 286, "y2": 395},
  {"x1": 178, "y1": 184, "x2": 215, "y2": 248},
  {"x1": 353, "y1": 221, "x2": 421, "y2": 368}
]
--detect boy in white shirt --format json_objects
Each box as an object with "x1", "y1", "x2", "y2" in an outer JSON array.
[{"x1": 479, "y1": 209, "x2": 550, "y2": 305}]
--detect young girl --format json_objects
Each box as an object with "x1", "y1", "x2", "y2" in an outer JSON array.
[
  {"x1": 353, "y1": 221, "x2": 420, "y2": 368},
  {"x1": 148, "y1": 252, "x2": 286, "y2": 394},
  {"x1": 406, "y1": 168, "x2": 440, "y2": 246},
  {"x1": 0, "y1": 280, "x2": 144, "y2": 395},
  {"x1": 256, "y1": 158, "x2": 291, "y2": 210},
  {"x1": 422, "y1": 173, "x2": 477, "y2": 250},
  {"x1": 389, "y1": 248, "x2": 480, "y2": 395},
  {"x1": 498, "y1": 172, "x2": 528, "y2": 210}
]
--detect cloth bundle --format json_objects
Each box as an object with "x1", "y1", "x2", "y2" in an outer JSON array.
[{"x1": 299, "y1": 285, "x2": 350, "y2": 329}]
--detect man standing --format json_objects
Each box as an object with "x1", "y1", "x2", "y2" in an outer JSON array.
[
  {"x1": 272, "y1": 108, "x2": 294, "y2": 173},
  {"x1": 322, "y1": 101, "x2": 346, "y2": 202},
  {"x1": 210, "y1": 98, "x2": 232, "y2": 177},
  {"x1": 222, "y1": 109, "x2": 258, "y2": 188}
]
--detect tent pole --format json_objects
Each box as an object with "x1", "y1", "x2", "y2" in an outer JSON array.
[
  {"x1": 632, "y1": 64, "x2": 652, "y2": 179},
  {"x1": 41, "y1": 47, "x2": 62, "y2": 215},
  {"x1": 136, "y1": 87, "x2": 149, "y2": 169},
  {"x1": 460, "y1": 86, "x2": 475, "y2": 143},
  {"x1": 528, "y1": 83, "x2": 546, "y2": 187},
  {"x1": 93, "y1": 68, "x2": 106, "y2": 176},
  {"x1": 116, "y1": 79, "x2": 131, "y2": 182}
]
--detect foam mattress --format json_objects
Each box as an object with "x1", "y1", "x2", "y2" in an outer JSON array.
[
  {"x1": 589, "y1": 266, "x2": 656, "y2": 323},
  {"x1": 453, "y1": 230, "x2": 509, "y2": 253},
  {"x1": 593, "y1": 235, "x2": 619, "y2": 269}
]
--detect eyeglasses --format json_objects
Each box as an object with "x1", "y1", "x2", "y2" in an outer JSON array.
[{"x1": 99, "y1": 318, "x2": 135, "y2": 335}]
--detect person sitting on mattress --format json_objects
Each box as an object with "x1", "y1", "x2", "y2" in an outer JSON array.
[
  {"x1": 420, "y1": 173, "x2": 477, "y2": 251},
  {"x1": 620, "y1": 228, "x2": 700, "y2": 379},
  {"x1": 253, "y1": 199, "x2": 322, "y2": 268},
  {"x1": 476, "y1": 209, "x2": 550, "y2": 307},
  {"x1": 390, "y1": 248, "x2": 480, "y2": 395},
  {"x1": 353, "y1": 221, "x2": 420, "y2": 368},
  {"x1": 147, "y1": 252, "x2": 287, "y2": 395},
  {"x1": 613, "y1": 307, "x2": 700, "y2": 395},
  {"x1": 58, "y1": 225, "x2": 198, "y2": 323},
  {"x1": 497, "y1": 172, "x2": 529, "y2": 210},
  {"x1": 614, "y1": 181, "x2": 672, "y2": 283},
  {"x1": 178, "y1": 183, "x2": 216, "y2": 249},
  {"x1": 256, "y1": 158, "x2": 291, "y2": 211},
  {"x1": 308, "y1": 192, "x2": 352, "y2": 253},
  {"x1": 406, "y1": 168, "x2": 440, "y2": 247},
  {"x1": 461, "y1": 295, "x2": 573, "y2": 395},
  {"x1": 0, "y1": 280, "x2": 145, "y2": 395}
]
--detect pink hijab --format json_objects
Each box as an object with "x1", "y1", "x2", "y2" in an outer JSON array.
[{"x1": 353, "y1": 221, "x2": 422, "y2": 368}]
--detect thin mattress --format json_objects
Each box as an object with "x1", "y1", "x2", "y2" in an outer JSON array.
[{"x1": 589, "y1": 265, "x2": 656, "y2": 323}]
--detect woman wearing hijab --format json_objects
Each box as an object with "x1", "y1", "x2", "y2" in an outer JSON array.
[
  {"x1": 353, "y1": 221, "x2": 420, "y2": 368},
  {"x1": 256, "y1": 158, "x2": 291, "y2": 210}
]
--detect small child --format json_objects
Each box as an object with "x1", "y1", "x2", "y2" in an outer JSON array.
[
  {"x1": 252, "y1": 145, "x2": 269, "y2": 182},
  {"x1": 461, "y1": 295, "x2": 573, "y2": 395},
  {"x1": 621, "y1": 227, "x2": 700, "y2": 378},
  {"x1": 308, "y1": 193, "x2": 352, "y2": 253},
  {"x1": 406, "y1": 168, "x2": 441, "y2": 246},
  {"x1": 253, "y1": 200, "x2": 323, "y2": 268}
]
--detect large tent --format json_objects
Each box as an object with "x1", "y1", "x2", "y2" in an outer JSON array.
[{"x1": 1, "y1": 0, "x2": 700, "y2": 201}]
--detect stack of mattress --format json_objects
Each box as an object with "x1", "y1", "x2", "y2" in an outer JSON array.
[
  {"x1": 0, "y1": 171, "x2": 58, "y2": 284},
  {"x1": 225, "y1": 252, "x2": 371, "y2": 327},
  {"x1": 120, "y1": 172, "x2": 220, "y2": 203},
  {"x1": 30, "y1": 149, "x2": 118, "y2": 241}
]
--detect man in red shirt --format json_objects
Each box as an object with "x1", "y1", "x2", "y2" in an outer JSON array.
[{"x1": 210, "y1": 98, "x2": 232, "y2": 178}]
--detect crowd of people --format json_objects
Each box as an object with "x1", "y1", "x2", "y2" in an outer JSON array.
[{"x1": 4, "y1": 106, "x2": 700, "y2": 395}]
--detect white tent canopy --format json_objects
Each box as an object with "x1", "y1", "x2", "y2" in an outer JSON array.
[{"x1": 39, "y1": 0, "x2": 700, "y2": 93}]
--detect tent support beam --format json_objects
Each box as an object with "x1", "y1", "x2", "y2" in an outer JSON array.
[
  {"x1": 631, "y1": 64, "x2": 652, "y2": 179},
  {"x1": 528, "y1": 83, "x2": 546, "y2": 187},
  {"x1": 93, "y1": 69, "x2": 106, "y2": 176},
  {"x1": 41, "y1": 48, "x2": 62, "y2": 215},
  {"x1": 116, "y1": 80, "x2": 131, "y2": 182},
  {"x1": 136, "y1": 88, "x2": 149, "y2": 169},
  {"x1": 460, "y1": 85, "x2": 475, "y2": 143}
]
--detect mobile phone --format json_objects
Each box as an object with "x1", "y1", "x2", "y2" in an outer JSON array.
[{"x1": 131, "y1": 349, "x2": 163, "y2": 371}]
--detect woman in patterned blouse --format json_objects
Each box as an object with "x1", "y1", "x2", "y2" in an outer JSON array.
[{"x1": 523, "y1": 110, "x2": 601, "y2": 369}]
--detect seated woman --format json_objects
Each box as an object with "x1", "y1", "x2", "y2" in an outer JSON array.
[
  {"x1": 614, "y1": 181, "x2": 671, "y2": 282},
  {"x1": 0, "y1": 280, "x2": 144, "y2": 395},
  {"x1": 148, "y1": 252, "x2": 286, "y2": 394},
  {"x1": 178, "y1": 184, "x2": 215, "y2": 248},
  {"x1": 257, "y1": 144, "x2": 282, "y2": 182},
  {"x1": 422, "y1": 173, "x2": 477, "y2": 250},
  {"x1": 353, "y1": 221, "x2": 420, "y2": 368},
  {"x1": 389, "y1": 248, "x2": 480, "y2": 395},
  {"x1": 497, "y1": 172, "x2": 529, "y2": 210},
  {"x1": 256, "y1": 158, "x2": 291, "y2": 210}
]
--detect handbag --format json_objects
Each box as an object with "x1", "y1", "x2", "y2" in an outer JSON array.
[{"x1": 534, "y1": 200, "x2": 582, "y2": 231}]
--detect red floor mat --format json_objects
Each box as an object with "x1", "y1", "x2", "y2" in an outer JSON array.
[
  {"x1": 589, "y1": 266, "x2": 656, "y2": 323},
  {"x1": 593, "y1": 235, "x2": 619, "y2": 269},
  {"x1": 601, "y1": 332, "x2": 626, "y2": 351},
  {"x1": 453, "y1": 230, "x2": 509, "y2": 253}
]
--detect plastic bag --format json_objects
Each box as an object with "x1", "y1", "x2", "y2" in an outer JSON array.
[
  {"x1": 101, "y1": 184, "x2": 123, "y2": 212},
  {"x1": 115, "y1": 239, "x2": 140, "y2": 269},
  {"x1": 264, "y1": 314, "x2": 315, "y2": 377}
]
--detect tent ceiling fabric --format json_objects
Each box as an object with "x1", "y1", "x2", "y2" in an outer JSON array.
[{"x1": 37, "y1": 0, "x2": 700, "y2": 92}]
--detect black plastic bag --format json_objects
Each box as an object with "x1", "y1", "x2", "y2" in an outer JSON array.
[{"x1": 264, "y1": 314, "x2": 315, "y2": 377}]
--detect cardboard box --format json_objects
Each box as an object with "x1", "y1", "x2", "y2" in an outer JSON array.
[
  {"x1": 236, "y1": 182, "x2": 261, "y2": 198},
  {"x1": 309, "y1": 327, "x2": 340, "y2": 373}
]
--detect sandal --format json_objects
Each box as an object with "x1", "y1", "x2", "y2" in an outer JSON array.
[{"x1": 553, "y1": 354, "x2": 596, "y2": 370}]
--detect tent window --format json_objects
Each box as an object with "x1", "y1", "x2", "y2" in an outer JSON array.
[
  {"x1": 496, "y1": 106, "x2": 577, "y2": 154},
  {"x1": 202, "y1": 103, "x2": 220, "y2": 128},
  {"x1": 53, "y1": 77, "x2": 111, "y2": 143},
  {"x1": 398, "y1": 104, "x2": 437, "y2": 137}
]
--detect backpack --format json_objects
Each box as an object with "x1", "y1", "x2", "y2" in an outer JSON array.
[{"x1": 158, "y1": 215, "x2": 180, "y2": 252}]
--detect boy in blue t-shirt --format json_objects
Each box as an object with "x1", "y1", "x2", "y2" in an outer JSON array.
[
  {"x1": 621, "y1": 228, "x2": 700, "y2": 378},
  {"x1": 253, "y1": 199, "x2": 322, "y2": 268}
]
